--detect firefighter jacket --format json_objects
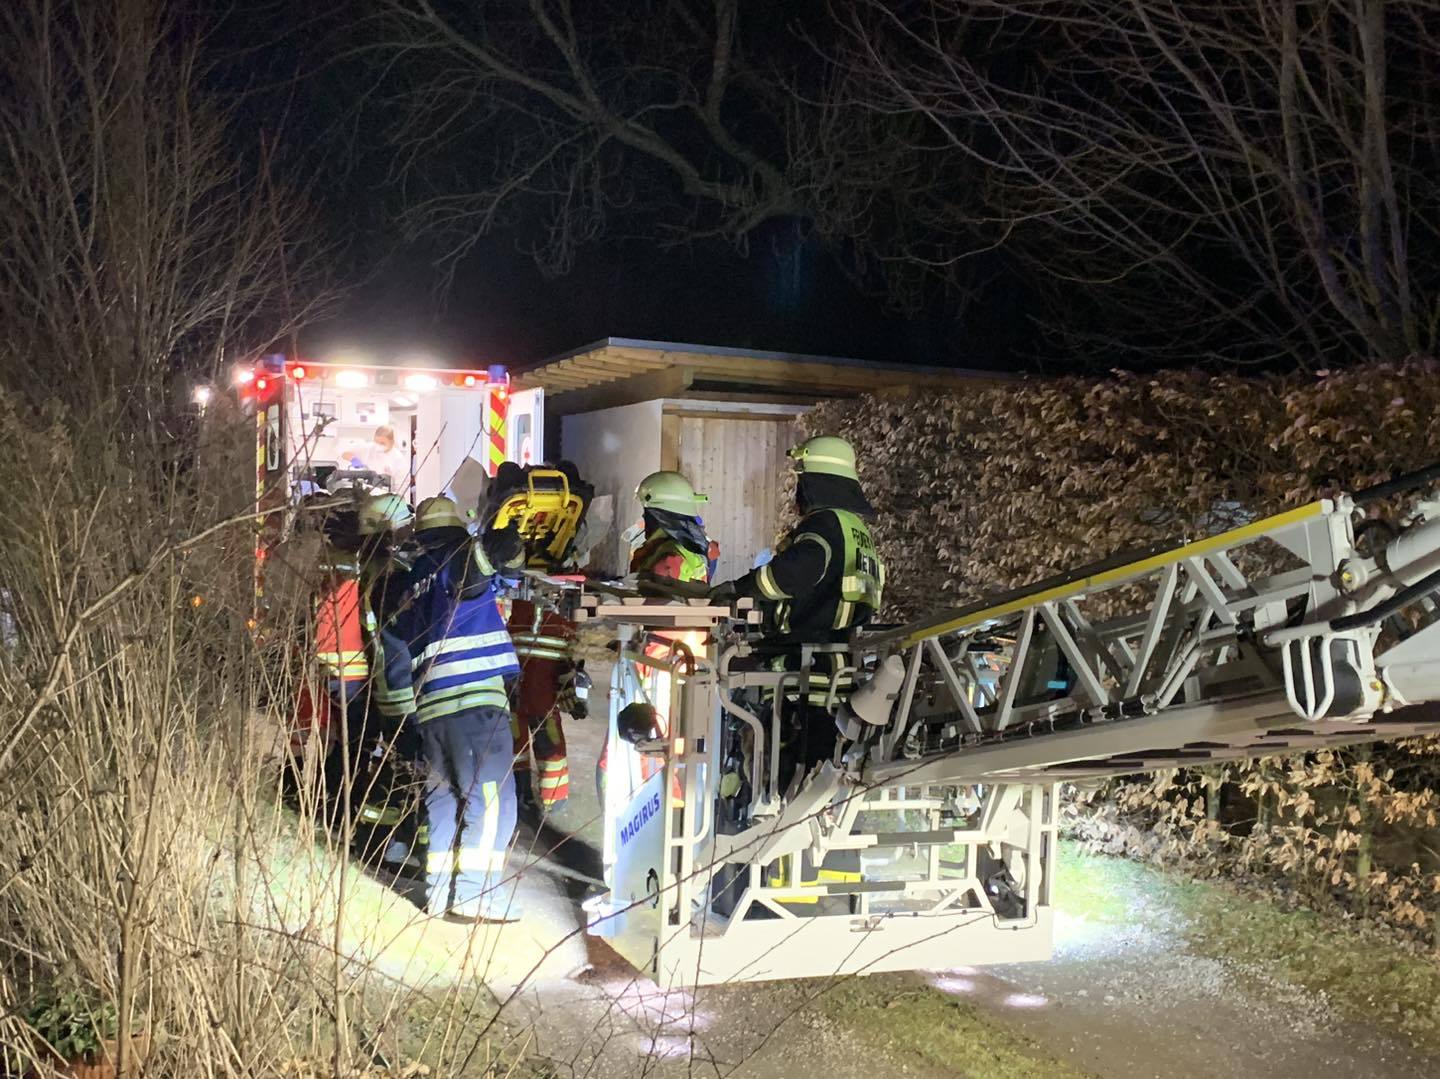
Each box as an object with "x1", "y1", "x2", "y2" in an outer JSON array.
[
  {"x1": 314, "y1": 553, "x2": 368, "y2": 684},
  {"x1": 507, "y1": 598, "x2": 578, "y2": 720},
  {"x1": 736, "y1": 507, "x2": 885, "y2": 639},
  {"x1": 402, "y1": 536, "x2": 520, "y2": 725},
  {"x1": 360, "y1": 548, "x2": 417, "y2": 721}
]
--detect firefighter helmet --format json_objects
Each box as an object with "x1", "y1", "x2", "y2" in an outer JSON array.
[
  {"x1": 358, "y1": 493, "x2": 413, "y2": 536},
  {"x1": 414, "y1": 494, "x2": 465, "y2": 533},
  {"x1": 635, "y1": 471, "x2": 708, "y2": 517},
  {"x1": 788, "y1": 435, "x2": 859, "y2": 481}
]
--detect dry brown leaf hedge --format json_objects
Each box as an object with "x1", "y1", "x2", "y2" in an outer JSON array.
[{"x1": 800, "y1": 359, "x2": 1440, "y2": 940}]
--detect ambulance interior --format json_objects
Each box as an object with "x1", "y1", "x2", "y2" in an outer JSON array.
[{"x1": 280, "y1": 364, "x2": 540, "y2": 510}]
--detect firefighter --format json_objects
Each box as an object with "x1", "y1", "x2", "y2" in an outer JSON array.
[
  {"x1": 352, "y1": 493, "x2": 421, "y2": 865},
  {"x1": 631, "y1": 471, "x2": 712, "y2": 585},
  {"x1": 507, "y1": 596, "x2": 586, "y2": 813},
  {"x1": 714, "y1": 435, "x2": 884, "y2": 759},
  {"x1": 598, "y1": 471, "x2": 713, "y2": 800},
  {"x1": 404, "y1": 495, "x2": 528, "y2": 922},
  {"x1": 711, "y1": 435, "x2": 883, "y2": 910}
]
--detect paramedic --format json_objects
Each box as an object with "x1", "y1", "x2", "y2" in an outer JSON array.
[{"x1": 366, "y1": 425, "x2": 410, "y2": 498}]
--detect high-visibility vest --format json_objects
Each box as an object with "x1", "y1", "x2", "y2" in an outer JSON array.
[
  {"x1": 314, "y1": 572, "x2": 368, "y2": 683},
  {"x1": 632, "y1": 534, "x2": 710, "y2": 584},
  {"x1": 404, "y1": 543, "x2": 519, "y2": 724},
  {"x1": 829, "y1": 508, "x2": 885, "y2": 630}
]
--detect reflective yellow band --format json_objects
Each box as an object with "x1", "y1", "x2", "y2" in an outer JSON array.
[
  {"x1": 799, "y1": 452, "x2": 854, "y2": 469},
  {"x1": 423, "y1": 655, "x2": 518, "y2": 683},
  {"x1": 375, "y1": 694, "x2": 416, "y2": 718},
  {"x1": 473, "y1": 544, "x2": 496, "y2": 576},
  {"x1": 757, "y1": 564, "x2": 788, "y2": 600},
  {"x1": 416, "y1": 685, "x2": 510, "y2": 723},
  {"x1": 317, "y1": 650, "x2": 368, "y2": 665},
  {"x1": 413, "y1": 632, "x2": 512, "y2": 667},
  {"x1": 794, "y1": 532, "x2": 833, "y2": 576},
  {"x1": 426, "y1": 848, "x2": 506, "y2": 874}
]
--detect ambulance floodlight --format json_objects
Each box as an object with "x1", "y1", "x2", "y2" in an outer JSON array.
[
  {"x1": 335, "y1": 370, "x2": 368, "y2": 389},
  {"x1": 404, "y1": 373, "x2": 437, "y2": 392},
  {"x1": 234, "y1": 367, "x2": 255, "y2": 386}
]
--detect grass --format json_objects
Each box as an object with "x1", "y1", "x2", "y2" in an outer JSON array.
[
  {"x1": 812, "y1": 974, "x2": 1095, "y2": 1079},
  {"x1": 1059, "y1": 842, "x2": 1440, "y2": 1054}
]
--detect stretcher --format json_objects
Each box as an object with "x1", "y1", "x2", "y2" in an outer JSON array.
[{"x1": 489, "y1": 466, "x2": 594, "y2": 570}]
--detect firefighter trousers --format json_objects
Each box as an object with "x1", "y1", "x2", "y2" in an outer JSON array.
[
  {"x1": 420, "y1": 706, "x2": 518, "y2": 919},
  {"x1": 511, "y1": 709, "x2": 569, "y2": 807},
  {"x1": 342, "y1": 687, "x2": 420, "y2": 846}
]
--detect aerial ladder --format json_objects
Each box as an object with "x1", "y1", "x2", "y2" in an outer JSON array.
[{"x1": 576, "y1": 470, "x2": 1440, "y2": 987}]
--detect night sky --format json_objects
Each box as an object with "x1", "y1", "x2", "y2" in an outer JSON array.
[
  {"x1": 305, "y1": 225, "x2": 1023, "y2": 372},
  {"x1": 217, "y1": 3, "x2": 1028, "y2": 375}
]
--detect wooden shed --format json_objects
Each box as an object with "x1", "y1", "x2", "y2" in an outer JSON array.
[{"x1": 515, "y1": 338, "x2": 1004, "y2": 580}]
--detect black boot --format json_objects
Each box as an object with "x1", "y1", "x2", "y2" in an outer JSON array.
[{"x1": 515, "y1": 770, "x2": 540, "y2": 814}]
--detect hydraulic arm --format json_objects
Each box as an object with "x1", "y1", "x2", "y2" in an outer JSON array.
[{"x1": 578, "y1": 475, "x2": 1440, "y2": 986}]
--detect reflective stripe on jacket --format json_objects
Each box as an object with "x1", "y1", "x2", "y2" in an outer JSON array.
[{"x1": 404, "y1": 541, "x2": 518, "y2": 724}]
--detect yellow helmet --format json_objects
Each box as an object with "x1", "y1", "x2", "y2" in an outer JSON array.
[
  {"x1": 414, "y1": 494, "x2": 465, "y2": 533},
  {"x1": 789, "y1": 435, "x2": 859, "y2": 482},
  {"x1": 635, "y1": 471, "x2": 708, "y2": 517},
  {"x1": 358, "y1": 493, "x2": 413, "y2": 536}
]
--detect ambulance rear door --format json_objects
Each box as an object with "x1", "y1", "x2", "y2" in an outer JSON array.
[{"x1": 506, "y1": 387, "x2": 543, "y2": 468}]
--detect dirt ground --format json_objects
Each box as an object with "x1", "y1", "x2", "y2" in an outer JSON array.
[{"x1": 373, "y1": 679, "x2": 1440, "y2": 1079}]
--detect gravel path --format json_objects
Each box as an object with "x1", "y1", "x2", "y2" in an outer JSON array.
[{"x1": 953, "y1": 895, "x2": 1434, "y2": 1079}]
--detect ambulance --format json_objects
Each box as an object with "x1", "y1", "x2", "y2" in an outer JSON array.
[{"x1": 236, "y1": 352, "x2": 543, "y2": 510}]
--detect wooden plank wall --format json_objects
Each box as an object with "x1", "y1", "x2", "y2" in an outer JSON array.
[{"x1": 674, "y1": 413, "x2": 800, "y2": 582}]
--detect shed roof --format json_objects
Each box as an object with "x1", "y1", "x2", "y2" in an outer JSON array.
[{"x1": 514, "y1": 337, "x2": 1008, "y2": 414}]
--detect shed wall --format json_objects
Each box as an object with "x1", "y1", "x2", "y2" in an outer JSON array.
[
  {"x1": 672, "y1": 412, "x2": 801, "y2": 581},
  {"x1": 561, "y1": 400, "x2": 663, "y2": 575}
]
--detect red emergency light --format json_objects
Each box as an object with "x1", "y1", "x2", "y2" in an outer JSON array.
[
  {"x1": 291, "y1": 365, "x2": 307, "y2": 380},
  {"x1": 462, "y1": 374, "x2": 478, "y2": 387},
  {"x1": 254, "y1": 376, "x2": 270, "y2": 393}
]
